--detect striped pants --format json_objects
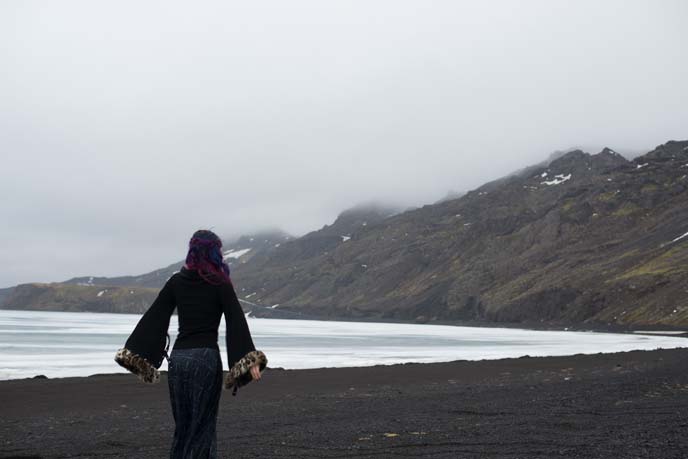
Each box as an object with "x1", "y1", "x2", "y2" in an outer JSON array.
[{"x1": 168, "y1": 347, "x2": 223, "y2": 459}]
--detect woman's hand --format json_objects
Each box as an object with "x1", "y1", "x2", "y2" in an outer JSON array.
[{"x1": 250, "y1": 363, "x2": 262, "y2": 381}]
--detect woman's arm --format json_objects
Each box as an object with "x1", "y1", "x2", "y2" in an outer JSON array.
[
  {"x1": 220, "y1": 281, "x2": 267, "y2": 394},
  {"x1": 115, "y1": 278, "x2": 176, "y2": 383},
  {"x1": 220, "y1": 281, "x2": 256, "y2": 368}
]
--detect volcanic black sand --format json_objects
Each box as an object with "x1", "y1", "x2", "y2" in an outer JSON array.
[{"x1": 2, "y1": 347, "x2": 688, "y2": 459}]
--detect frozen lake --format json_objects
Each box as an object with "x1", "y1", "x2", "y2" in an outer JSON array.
[{"x1": 0, "y1": 309, "x2": 685, "y2": 380}]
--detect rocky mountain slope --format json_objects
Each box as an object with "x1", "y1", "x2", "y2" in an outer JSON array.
[
  {"x1": 229, "y1": 141, "x2": 688, "y2": 327},
  {"x1": 3, "y1": 141, "x2": 687, "y2": 328}
]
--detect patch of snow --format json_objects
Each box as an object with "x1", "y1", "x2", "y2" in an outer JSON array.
[
  {"x1": 636, "y1": 163, "x2": 649, "y2": 169},
  {"x1": 78, "y1": 277, "x2": 96, "y2": 287},
  {"x1": 249, "y1": 238, "x2": 254, "y2": 242},
  {"x1": 464, "y1": 223, "x2": 471, "y2": 226},
  {"x1": 223, "y1": 248, "x2": 251, "y2": 260},
  {"x1": 245, "y1": 292, "x2": 257, "y2": 299},
  {"x1": 541, "y1": 172, "x2": 548, "y2": 177},
  {"x1": 341, "y1": 235, "x2": 351, "y2": 242},
  {"x1": 97, "y1": 290, "x2": 106, "y2": 297},
  {"x1": 361, "y1": 264, "x2": 368, "y2": 268},
  {"x1": 669, "y1": 231, "x2": 688, "y2": 244},
  {"x1": 129, "y1": 290, "x2": 134, "y2": 294},
  {"x1": 274, "y1": 243, "x2": 281, "y2": 247},
  {"x1": 607, "y1": 178, "x2": 613, "y2": 182},
  {"x1": 270, "y1": 304, "x2": 280, "y2": 309},
  {"x1": 540, "y1": 173, "x2": 572, "y2": 186},
  {"x1": 362, "y1": 221, "x2": 367, "y2": 226}
]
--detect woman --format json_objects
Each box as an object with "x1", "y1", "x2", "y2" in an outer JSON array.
[{"x1": 115, "y1": 229, "x2": 267, "y2": 458}]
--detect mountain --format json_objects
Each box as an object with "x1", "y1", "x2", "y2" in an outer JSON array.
[
  {"x1": 435, "y1": 190, "x2": 466, "y2": 204},
  {"x1": 0, "y1": 287, "x2": 15, "y2": 306},
  {"x1": 61, "y1": 228, "x2": 293, "y2": 289},
  {"x1": 1, "y1": 229, "x2": 295, "y2": 315},
  {"x1": 3, "y1": 141, "x2": 687, "y2": 328},
  {"x1": 2, "y1": 283, "x2": 161, "y2": 314},
  {"x1": 228, "y1": 141, "x2": 688, "y2": 328}
]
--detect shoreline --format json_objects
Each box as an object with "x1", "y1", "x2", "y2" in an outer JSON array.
[
  {"x1": 4, "y1": 306, "x2": 688, "y2": 337},
  {"x1": 2, "y1": 347, "x2": 687, "y2": 458},
  {"x1": 267, "y1": 313, "x2": 688, "y2": 336},
  {"x1": 7, "y1": 337, "x2": 688, "y2": 383}
]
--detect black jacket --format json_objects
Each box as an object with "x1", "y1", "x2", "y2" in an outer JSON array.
[{"x1": 115, "y1": 267, "x2": 267, "y2": 394}]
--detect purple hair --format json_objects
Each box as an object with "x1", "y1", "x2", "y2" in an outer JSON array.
[{"x1": 185, "y1": 230, "x2": 231, "y2": 285}]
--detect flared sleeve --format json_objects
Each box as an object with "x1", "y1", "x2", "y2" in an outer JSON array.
[
  {"x1": 114, "y1": 278, "x2": 176, "y2": 383},
  {"x1": 220, "y1": 281, "x2": 267, "y2": 395}
]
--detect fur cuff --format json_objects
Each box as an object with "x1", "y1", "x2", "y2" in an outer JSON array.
[
  {"x1": 224, "y1": 350, "x2": 267, "y2": 395},
  {"x1": 114, "y1": 348, "x2": 160, "y2": 384}
]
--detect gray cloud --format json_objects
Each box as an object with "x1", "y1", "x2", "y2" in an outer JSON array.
[{"x1": 1, "y1": 0, "x2": 687, "y2": 287}]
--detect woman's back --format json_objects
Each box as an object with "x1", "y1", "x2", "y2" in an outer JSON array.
[{"x1": 172, "y1": 267, "x2": 224, "y2": 350}]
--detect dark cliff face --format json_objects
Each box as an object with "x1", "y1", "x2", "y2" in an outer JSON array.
[{"x1": 229, "y1": 140, "x2": 688, "y2": 327}]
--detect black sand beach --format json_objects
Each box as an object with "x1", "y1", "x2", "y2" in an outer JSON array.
[{"x1": 2, "y1": 347, "x2": 687, "y2": 459}]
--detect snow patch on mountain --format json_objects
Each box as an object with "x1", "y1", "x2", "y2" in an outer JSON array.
[
  {"x1": 670, "y1": 231, "x2": 688, "y2": 244},
  {"x1": 223, "y1": 248, "x2": 252, "y2": 260},
  {"x1": 541, "y1": 173, "x2": 572, "y2": 186}
]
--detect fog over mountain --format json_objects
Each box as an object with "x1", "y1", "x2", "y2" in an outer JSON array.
[{"x1": 1, "y1": 1, "x2": 687, "y2": 287}]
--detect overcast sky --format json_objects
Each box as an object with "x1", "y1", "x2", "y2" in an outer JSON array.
[{"x1": 1, "y1": 0, "x2": 687, "y2": 288}]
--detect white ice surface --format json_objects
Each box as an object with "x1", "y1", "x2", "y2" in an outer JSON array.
[{"x1": 1, "y1": 310, "x2": 686, "y2": 380}]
